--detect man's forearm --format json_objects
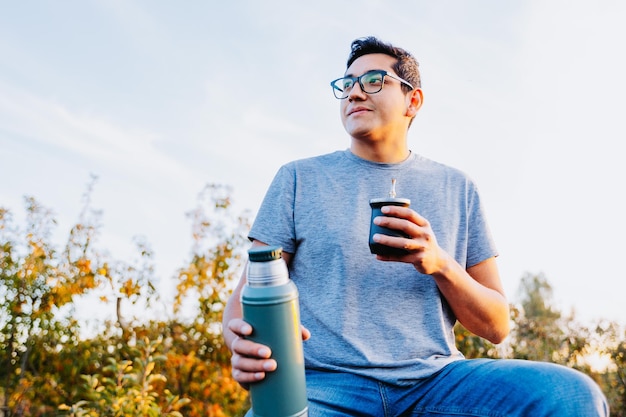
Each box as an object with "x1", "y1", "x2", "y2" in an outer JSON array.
[{"x1": 432, "y1": 256, "x2": 510, "y2": 344}]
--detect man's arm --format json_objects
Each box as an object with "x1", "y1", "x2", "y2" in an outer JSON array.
[{"x1": 431, "y1": 256, "x2": 509, "y2": 344}]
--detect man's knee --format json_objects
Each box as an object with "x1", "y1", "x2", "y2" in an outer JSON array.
[{"x1": 521, "y1": 361, "x2": 608, "y2": 416}]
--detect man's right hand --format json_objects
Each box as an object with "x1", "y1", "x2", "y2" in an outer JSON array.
[{"x1": 227, "y1": 318, "x2": 277, "y2": 390}]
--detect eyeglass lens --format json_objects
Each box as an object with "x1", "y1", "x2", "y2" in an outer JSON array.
[{"x1": 334, "y1": 71, "x2": 385, "y2": 98}]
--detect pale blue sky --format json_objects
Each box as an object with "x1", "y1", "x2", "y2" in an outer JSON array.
[{"x1": 1, "y1": 1, "x2": 625, "y2": 326}]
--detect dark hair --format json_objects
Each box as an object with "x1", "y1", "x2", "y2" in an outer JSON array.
[{"x1": 347, "y1": 36, "x2": 421, "y2": 90}]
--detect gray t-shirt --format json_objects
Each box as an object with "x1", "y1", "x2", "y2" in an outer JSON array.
[{"x1": 249, "y1": 150, "x2": 497, "y2": 385}]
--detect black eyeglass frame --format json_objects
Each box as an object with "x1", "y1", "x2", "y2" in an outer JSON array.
[{"x1": 330, "y1": 70, "x2": 415, "y2": 99}]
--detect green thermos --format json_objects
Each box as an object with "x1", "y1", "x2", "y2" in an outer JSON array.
[{"x1": 241, "y1": 246, "x2": 308, "y2": 417}]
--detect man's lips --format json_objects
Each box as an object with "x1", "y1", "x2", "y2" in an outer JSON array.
[{"x1": 347, "y1": 106, "x2": 372, "y2": 116}]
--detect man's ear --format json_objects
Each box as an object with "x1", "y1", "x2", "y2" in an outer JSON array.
[{"x1": 406, "y1": 88, "x2": 424, "y2": 117}]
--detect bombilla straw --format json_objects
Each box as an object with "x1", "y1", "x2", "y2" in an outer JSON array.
[{"x1": 389, "y1": 178, "x2": 397, "y2": 198}]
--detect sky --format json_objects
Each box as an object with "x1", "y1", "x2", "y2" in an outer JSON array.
[{"x1": 1, "y1": 1, "x2": 625, "y2": 328}]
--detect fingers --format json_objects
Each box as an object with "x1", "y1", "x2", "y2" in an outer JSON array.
[
  {"x1": 228, "y1": 318, "x2": 253, "y2": 338},
  {"x1": 227, "y1": 319, "x2": 310, "y2": 388},
  {"x1": 228, "y1": 318, "x2": 274, "y2": 359},
  {"x1": 227, "y1": 318, "x2": 277, "y2": 388},
  {"x1": 374, "y1": 207, "x2": 421, "y2": 239},
  {"x1": 231, "y1": 335, "x2": 272, "y2": 359},
  {"x1": 380, "y1": 205, "x2": 426, "y2": 226},
  {"x1": 372, "y1": 207, "x2": 444, "y2": 274},
  {"x1": 231, "y1": 346, "x2": 277, "y2": 386},
  {"x1": 373, "y1": 206, "x2": 431, "y2": 243},
  {"x1": 372, "y1": 231, "x2": 424, "y2": 253}
]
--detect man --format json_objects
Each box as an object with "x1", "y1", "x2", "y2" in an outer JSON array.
[{"x1": 223, "y1": 36, "x2": 608, "y2": 416}]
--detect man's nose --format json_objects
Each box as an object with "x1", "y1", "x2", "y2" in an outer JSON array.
[{"x1": 347, "y1": 82, "x2": 367, "y2": 100}]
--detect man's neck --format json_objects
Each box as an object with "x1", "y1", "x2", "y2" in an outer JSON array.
[{"x1": 350, "y1": 140, "x2": 411, "y2": 163}]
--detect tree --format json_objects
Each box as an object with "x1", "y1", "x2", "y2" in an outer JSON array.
[
  {"x1": 593, "y1": 320, "x2": 626, "y2": 416},
  {"x1": 0, "y1": 196, "x2": 99, "y2": 415},
  {"x1": 1, "y1": 182, "x2": 252, "y2": 416},
  {"x1": 60, "y1": 183, "x2": 250, "y2": 416},
  {"x1": 507, "y1": 273, "x2": 591, "y2": 369},
  {"x1": 165, "y1": 183, "x2": 251, "y2": 416}
]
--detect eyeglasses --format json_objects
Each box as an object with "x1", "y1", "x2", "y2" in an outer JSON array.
[{"x1": 330, "y1": 70, "x2": 414, "y2": 99}]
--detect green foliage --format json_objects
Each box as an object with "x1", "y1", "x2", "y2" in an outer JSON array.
[
  {"x1": 166, "y1": 183, "x2": 250, "y2": 417},
  {"x1": 59, "y1": 337, "x2": 189, "y2": 416},
  {"x1": 0, "y1": 197, "x2": 91, "y2": 415},
  {"x1": 508, "y1": 273, "x2": 591, "y2": 368},
  {"x1": 593, "y1": 320, "x2": 626, "y2": 416},
  {"x1": 1, "y1": 182, "x2": 250, "y2": 416}
]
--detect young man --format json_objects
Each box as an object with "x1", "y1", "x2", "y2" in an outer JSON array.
[{"x1": 223, "y1": 37, "x2": 608, "y2": 416}]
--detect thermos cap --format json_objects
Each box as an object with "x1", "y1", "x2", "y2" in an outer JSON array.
[{"x1": 248, "y1": 245, "x2": 283, "y2": 262}]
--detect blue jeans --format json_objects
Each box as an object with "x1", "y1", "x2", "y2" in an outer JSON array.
[{"x1": 246, "y1": 359, "x2": 608, "y2": 416}]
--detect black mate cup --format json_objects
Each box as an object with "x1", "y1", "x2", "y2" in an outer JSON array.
[{"x1": 368, "y1": 197, "x2": 411, "y2": 256}]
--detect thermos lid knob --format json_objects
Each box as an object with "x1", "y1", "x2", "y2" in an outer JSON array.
[{"x1": 248, "y1": 245, "x2": 283, "y2": 262}]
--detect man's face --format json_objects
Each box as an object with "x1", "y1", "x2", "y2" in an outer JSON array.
[{"x1": 340, "y1": 53, "x2": 413, "y2": 141}]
